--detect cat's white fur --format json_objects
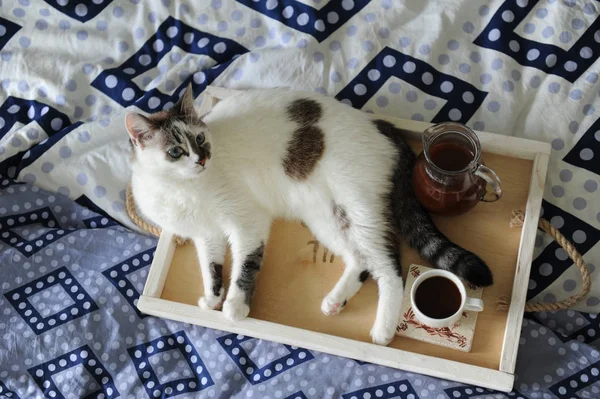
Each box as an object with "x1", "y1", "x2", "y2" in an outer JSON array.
[{"x1": 129, "y1": 88, "x2": 403, "y2": 345}]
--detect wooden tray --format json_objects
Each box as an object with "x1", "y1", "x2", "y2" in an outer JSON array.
[{"x1": 137, "y1": 86, "x2": 550, "y2": 392}]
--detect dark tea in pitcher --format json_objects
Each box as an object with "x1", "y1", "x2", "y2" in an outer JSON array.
[
  {"x1": 428, "y1": 142, "x2": 476, "y2": 172},
  {"x1": 412, "y1": 123, "x2": 503, "y2": 216}
]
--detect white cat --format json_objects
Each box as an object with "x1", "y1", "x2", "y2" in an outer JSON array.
[{"x1": 126, "y1": 86, "x2": 492, "y2": 346}]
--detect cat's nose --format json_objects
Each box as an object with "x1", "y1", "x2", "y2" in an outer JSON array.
[{"x1": 196, "y1": 158, "x2": 206, "y2": 166}]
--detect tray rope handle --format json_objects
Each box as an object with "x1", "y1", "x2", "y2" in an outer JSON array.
[
  {"x1": 496, "y1": 210, "x2": 592, "y2": 312},
  {"x1": 125, "y1": 182, "x2": 188, "y2": 246}
]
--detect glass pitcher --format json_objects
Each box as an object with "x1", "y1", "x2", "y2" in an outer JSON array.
[{"x1": 412, "y1": 122, "x2": 503, "y2": 216}]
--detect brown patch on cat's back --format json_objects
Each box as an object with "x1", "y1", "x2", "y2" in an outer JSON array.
[
  {"x1": 286, "y1": 98, "x2": 323, "y2": 126},
  {"x1": 283, "y1": 125, "x2": 325, "y2": 180}
]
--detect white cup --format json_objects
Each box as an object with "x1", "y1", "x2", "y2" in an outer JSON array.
[{"x1": 410, "y1": 269, "x2": 484, "y2": 328}]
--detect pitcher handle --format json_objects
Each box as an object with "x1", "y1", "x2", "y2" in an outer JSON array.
[{"x1": 474, "y1": 164, "x2": 503, "y2": 202}]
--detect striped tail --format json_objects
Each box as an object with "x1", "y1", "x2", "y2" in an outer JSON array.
[{"x1": 374, "y1": 120, "x2": 493, "y2": 287}]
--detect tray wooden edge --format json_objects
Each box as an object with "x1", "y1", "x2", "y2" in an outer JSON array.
[
  {"x1": 142, "y1": 230, "x2": 177, "y2": 298},
  {"x1": 138, "y1": 86, "x2": 552, "y2": 392},
  {"x1": 499, "y1": 152, "x2": 549, "y2": 372},
  {"x1": 138, "y1": 294, "x2": 514, "y2": 392}
]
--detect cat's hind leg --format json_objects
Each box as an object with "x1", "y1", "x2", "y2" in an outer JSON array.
[
  {"x1": 303, "y1": 203, "x2": 368, "y2": 316},
  {"x1": 348, "y1": 212, "x2": 403, "y2": 345},
  {"x1": 321, "y1": 252, "x2": 369, "y2": 316},
  {"x1": 194, "y1": 236, "x2": 227, "y2": 310}
]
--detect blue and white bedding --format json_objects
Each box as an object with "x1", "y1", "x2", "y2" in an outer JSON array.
[{"x1": 1, "y1": 0, "x2": 599, "y2": 397}]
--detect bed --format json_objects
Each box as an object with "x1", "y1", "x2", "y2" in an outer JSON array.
[{"x1": 0, "y1": 0, "x2": 599, "y2": 398}]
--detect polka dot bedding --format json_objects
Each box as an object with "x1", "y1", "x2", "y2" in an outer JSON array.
[{"x1": 0, "y1": 0, "x2": 598, "y2": 397}]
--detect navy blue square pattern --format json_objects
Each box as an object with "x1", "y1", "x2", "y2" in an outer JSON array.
[
  {"x1": 550, "y1": 360, "x2": 600, "y2": 398},
  {"x1": 285, "y1": 391, "x2": 308, "y2": 399},
  {"x1": 0, "y1": 207, "x2": 73, "y2": 256},
  {"x1": 0, "y1": 380, "x2": 20, "y2": 399},
  {"x1": 528, "y1": 200, "x2": 600, "y2": 300},
  {"x1": 102, "y1": 247, "x2": 155, "y2": 318},
  {"x1": 0, "y1": 176, "x2": 20, "y2": 189},
  {"x1": 342, "y1": 380, "x2": 418, "y2": 398},
  {"x1": 474, "y1": 0, "x2": 599, "y2": 82},
  {"x1": 335, "y1": 46, "x2": 487, "y2": 124},
  {"x1": 563, "y1": 117, "x2": 599, "y2": 175},
  {"x1": 42, "y1": 0, "x2": 114, "y2": 23},
  {"x1": 0, "y1": 97, "x2": 71, "y2": 142},
  {"x1": 237, "y1": 0, "x2": 370, "y2": 42},
  {"x1": 5, "y1": 267, "x2": 99, "y2": 335},
  {"x1": 28, "y1": 345, "x2": 119, "y2": 399},
  {"x1": 444, "y1": 386, "x2": 526, "y2": 399},
  {"x1": 91, "y1": 16, "x2": 248, "y2": 113},
  {"x1": 528, "y1": 311, "x2": 600, "y2": 345},
  {"x1": 10, "y1": 122, "x2": 83, "y2": 179},
  {"x1": 0, "y1": 97, "x2": 73, "y2": 178},
  {"x1": 75, "y1": 195, "x2": 118, "y2": 230},
  {"x1": 0, "y1": 17, "x2": 21, "y2": 50},
  {"x1": 128, "y1": 331, "x2": 214, "y2": 398},
  {"x1": 217, "y1": 333, "x2": 314, "y2": 385},
  {"x1": 565, "y1": 313, "x2": 600, "y2": 345}
]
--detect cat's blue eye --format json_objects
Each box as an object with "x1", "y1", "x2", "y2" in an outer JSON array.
[
  {"x1": 167, "y1": 147, "x2": 184, "y2": 159},
  {"x1": 195, "y1": 134, "x2": 205, "y2": 146}
]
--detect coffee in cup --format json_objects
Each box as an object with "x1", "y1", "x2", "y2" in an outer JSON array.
[{"x1": 410, "y1": 270, "x2": 483, "y2": 328}]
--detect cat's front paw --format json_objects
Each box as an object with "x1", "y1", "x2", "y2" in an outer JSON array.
[
  {"x1": 222, "y1": 298, "x2": 250, "y2": 321},
  {"x1": 321, "y1": 295, "x2": 345, "y2": 316},
  {"x1": 370, "y1": 324, "x2": 395, "y2": 346},
  {"x1": 198, "y1": 295, "x2": 222, "y2": 310}
]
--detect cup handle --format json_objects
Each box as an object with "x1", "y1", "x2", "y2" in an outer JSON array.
[
  {"x1": 465, "y1": 297, "x2": 484, "y2": 312},
  {"x1": 474, "y1": 164, "x2": 503, "y2": 202}
]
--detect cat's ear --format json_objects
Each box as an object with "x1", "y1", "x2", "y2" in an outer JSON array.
[
  {"x1": 176, "y1": 82, "x2": 195, "y2": 117},
  {"x1": 125, "y1": 112, "x2": 153, "y2": 148}
]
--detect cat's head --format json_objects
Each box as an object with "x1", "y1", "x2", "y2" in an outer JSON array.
[{"x1": 125, "y1": 84, "x2": 212, "y2": 178}]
